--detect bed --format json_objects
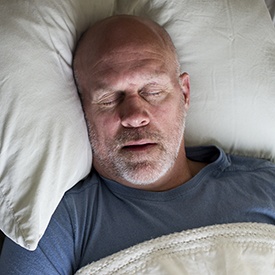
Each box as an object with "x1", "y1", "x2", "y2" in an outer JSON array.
[{"x1": 1, "y1": 0, "x2": 275, "y2": 272}]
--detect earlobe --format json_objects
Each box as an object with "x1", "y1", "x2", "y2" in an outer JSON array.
[{"x1": 179, "y1": 72, "x2": 190, "y2": 107}]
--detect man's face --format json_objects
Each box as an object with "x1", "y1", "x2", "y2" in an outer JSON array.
[
  {"x1": 81, "y1": 44, "x2": 189, "y2": 188},
  {"x1": 75, "y1": 16, "x2": 190, "y2": 188}
]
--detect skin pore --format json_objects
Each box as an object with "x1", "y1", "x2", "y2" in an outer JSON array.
[{"x1": 74, "y1": 15, "x2": 206, "y2": 191}]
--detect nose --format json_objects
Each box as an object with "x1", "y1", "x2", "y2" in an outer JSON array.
[{"x1": 120, "y1": 95, "x2": 150, "y2": 128}]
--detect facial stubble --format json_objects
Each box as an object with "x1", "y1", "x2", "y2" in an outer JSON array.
[{"x1": 87, "y1": 98, "x2": 187, "y2": 186}]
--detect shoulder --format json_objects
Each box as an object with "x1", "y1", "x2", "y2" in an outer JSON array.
[
  {"x1": 51, "y1": 171, "x2": 105, "y2": 224},
  {"x1": 189, "y1": 145, "x2": 275, "y2": 184},
  {"x1": 217, "y1": 153, "x2": 275, "y2": 188},
  {"x1": 226, "y1": 153, "x2": 275, "y2": 172},
  {"x1": 63, "y1": 171, "x2": 102, "y2": 202}
]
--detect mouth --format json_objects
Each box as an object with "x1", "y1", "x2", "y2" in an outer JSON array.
[{"x1": 122, "y1": 140, "x2": 157, "y2": 152}]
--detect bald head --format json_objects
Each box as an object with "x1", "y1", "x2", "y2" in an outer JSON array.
[
  {"x1": 73, "y1": 15, "x2": 180, "y2": 94},
  {"x1": 72, "y1": 15, "x2": 191, "y2": 188}
]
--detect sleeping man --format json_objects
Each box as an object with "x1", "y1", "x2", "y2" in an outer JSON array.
[{"x1": 1, "y1": 14, "x2": 275, "y2": 274}]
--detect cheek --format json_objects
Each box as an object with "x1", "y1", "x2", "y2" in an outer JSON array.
[
  {"x1": 88, "y1": 112, "x2": 120, "y2": 141},
  {"x1": 153, "y1": 100, "x2": 183, "y2": 129}
]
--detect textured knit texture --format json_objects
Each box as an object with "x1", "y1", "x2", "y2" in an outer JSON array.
[{"x1": 76, "y1": 223, "x2": 275, "y2": 275}]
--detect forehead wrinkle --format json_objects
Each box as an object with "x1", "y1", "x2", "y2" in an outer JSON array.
[
  {"x1": 84, "y1": 58, "x2": 167, "y2": 93},
  {"x1": 94, "y1": 69, "x2": 169, "y2": 89},
  {"x1": 90, "y1": 71, "x2": 171, "y2": 101},
  {"x1": 88, "y1": 44, "x2": 169, "y2": 71},
  {"x1": 87, "y1": 48, "x2": 171, "y2": 83},
  {"x1": 90, "y1": 59, "x2": 166, "y2": 79}
]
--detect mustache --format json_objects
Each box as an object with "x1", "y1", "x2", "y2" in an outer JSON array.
[{"x1": 115, "y1": 128, "x2": 162, "y2": 146}]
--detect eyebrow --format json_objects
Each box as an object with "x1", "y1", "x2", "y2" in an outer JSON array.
[{"x1": 90, "y1": 70, "x2": 172, "y2": 101}]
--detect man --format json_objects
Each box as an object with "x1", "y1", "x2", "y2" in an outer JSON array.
[
  {"x1": 1, "y1": 15, "x2": 275, "y2": 274},
  {"x1": 73, "y1": 14, "x2": 207, "y2": 191}
]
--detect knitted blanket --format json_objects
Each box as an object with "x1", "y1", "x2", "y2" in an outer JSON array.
[{"x1": 75, "y1": 223, "x2": 275, "y2": 274}]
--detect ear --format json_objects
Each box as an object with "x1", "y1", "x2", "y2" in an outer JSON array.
[{"x1": 179, "y1": 72, "x2": 190, "y2": 108}]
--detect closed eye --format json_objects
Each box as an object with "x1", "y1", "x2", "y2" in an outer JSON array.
[
  {"x1": 148, "y1": 91, "x2": 162, "y2": 96},
  {"x1": 140, "y1": 90, "x2": 166, "y2": 102},
  {"x1": 97, "y1": 92, "x2": 124, "y2": 107},
  {"x1": 100, "y1": 98, "x2": 118, "y2": 106},
  {"x1": 141, "y1": 89, "x2": 162, "y2": 96}
]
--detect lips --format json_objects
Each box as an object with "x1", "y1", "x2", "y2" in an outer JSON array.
[{"x1": 122, "y1": 140, "x2": 157, "y2": 152}]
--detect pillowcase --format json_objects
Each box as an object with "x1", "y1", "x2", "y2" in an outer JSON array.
[
  {"x1": 0, "y1": 0, "x2": 96, "y2": 250},
  {"x1": 0, "y1": 0, "x2": 274, "y2": 251}
]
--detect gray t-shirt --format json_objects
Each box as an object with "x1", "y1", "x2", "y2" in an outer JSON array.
[{"x1": 1, "y1": 146, "x2": 275, "y2": 274}]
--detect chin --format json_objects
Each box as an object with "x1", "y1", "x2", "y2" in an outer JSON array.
[{"x1": 119, "y1": 161, "x2": 172, "y2": 187}]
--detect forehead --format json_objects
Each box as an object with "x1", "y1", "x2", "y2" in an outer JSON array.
[
  {"x1": 75, "y1": 17, "x2": 177, "y2": 95},
  {"x1": 87, "y1": 36, "x2": 169, "y2": 71},
  {"x1": 86, "y1": 50, "x2": 173, "y2": 93},
  {"x1": 94, "y1": 71, "x2": 171, "y2": 94}
]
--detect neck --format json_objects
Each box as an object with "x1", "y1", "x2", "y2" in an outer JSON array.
[
  {"x1": 141, "y1": 144, "x2": 193, "y2": 191},
  {"x1": 121, "y1": 143, "x2": 204, "y2": 192}
]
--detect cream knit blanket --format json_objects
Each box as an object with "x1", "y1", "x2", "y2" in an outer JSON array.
[{"x1": 76, "y1": 223, "x2": 275, "y2": 274}]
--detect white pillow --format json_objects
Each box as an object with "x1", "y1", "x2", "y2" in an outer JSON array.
[{"x1": 0, "y1": 0, "x2": 274, "y2": 251}]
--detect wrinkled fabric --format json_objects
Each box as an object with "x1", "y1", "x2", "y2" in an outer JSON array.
[{"x1": 76, "y1": 223, "x2": 275, "y2": 275}]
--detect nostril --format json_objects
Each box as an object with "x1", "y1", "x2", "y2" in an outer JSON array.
[
  {"x1": 121, "y1": 117, "x2": 149, "y2": 127},
  {"x1": 120, "y1": 100, "x2": 150, "y2": 128},
  {"x1": 121, "y1": 115, "x2": 150, "y2": 128}
]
